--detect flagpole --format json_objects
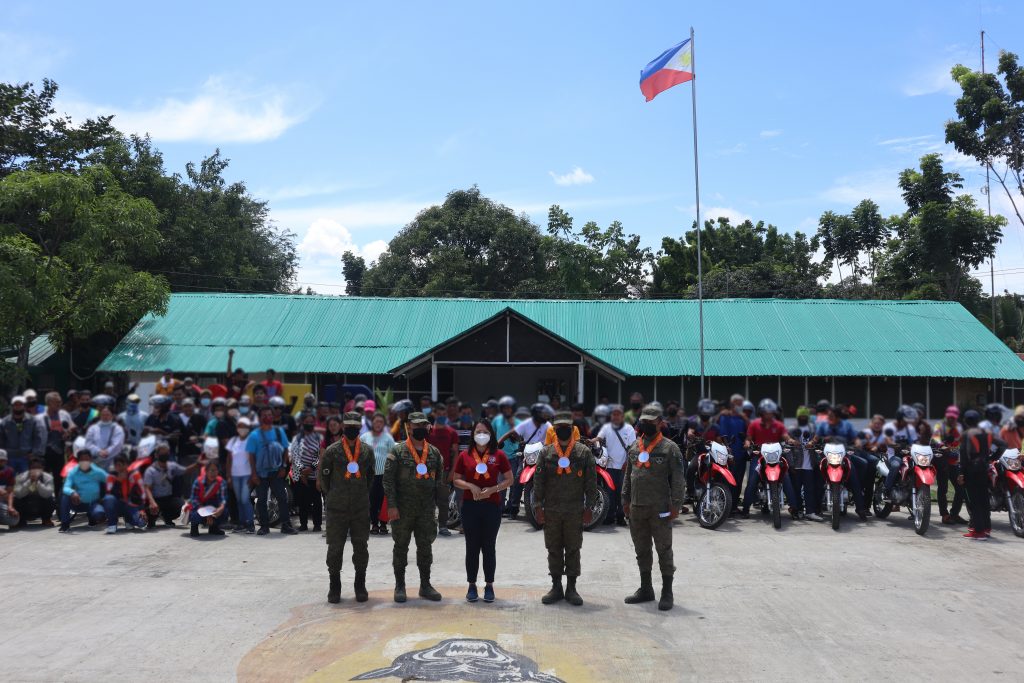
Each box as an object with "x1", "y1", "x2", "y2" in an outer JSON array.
[{"x1": 689, "y1": 26, "x2": 705, "y2": 399}]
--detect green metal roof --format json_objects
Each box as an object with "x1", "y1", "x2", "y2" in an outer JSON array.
[
  {"x1": 97, "y1": 293, "x2": 1024, "y2": 380},
  {"x1": 3, "y1": 335, "x2": 57, "y2": 367}
]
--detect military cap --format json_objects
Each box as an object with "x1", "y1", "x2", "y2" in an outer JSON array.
[
  {"x1": 638, "y1": 404, "x2": 663, "y2": 422},
  {"x1": 408, "y1": 411, "x2": 430, "y2": 425},
  {"x1": 342, "y1": 411, "x2": 362, "y2": 426},
  {"x1": 552, "y1": 411, "x2": 573, "y2": 426}
]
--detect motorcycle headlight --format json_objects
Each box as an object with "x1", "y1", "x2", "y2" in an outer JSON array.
[
  {"x1": 1002, "y1": 454, "x2": 1022, "y2": 471},
  {"x1": 525, "y1": 452, "x2": 538, "y2": 466},
  {"x1": 763, "y1": 451, "x2": 781, "y2": 465},
  {"x1": 914, "y1": 452, "x2": 933, "y2": 467},
  {"x1": 825, "y1": 453, "x2": 844, "y2": 466}
]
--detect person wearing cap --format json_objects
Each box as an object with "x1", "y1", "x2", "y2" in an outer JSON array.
[
  {"x1": 595, "y1": 404, "x2": 635, "y2": 527},
  {"x1": 23, "y1": 389, "x2": 41, "y2": 415},
  {"x1": 237, "y1": 394, "x2": 254, "y2": 420},
  {"x1": 932, "y1": 405, "x2": 967, "y2": 525},
  {"x1": 247, "y1": 405, "x2": 297, "y2": 536},
  {"x1": 71, "y1": 390, "x2": 94, "y2": 431},
  {"x1": 290, "y1": 411, "x2": 324, "y2": 532},
  {"x1": 225, "y1": 416, "x2": 257, "y2": 533},
  {"x1": 102, "y1": 454, "x2": 151, "y2": 533},
  {"x1": 58, "y1": 450, "x2": 109, "y2": 531},
  {"x1": 271, "y1": 396, "x2": 297, "y2": 440},
  {"x1": 0, "y1": 395, "x2": 47, "y2": 474},
  {"x1": 197, "y1": 389, "x2": 214, "y2": 419},
  {"x1": 143, "y1": 442, "x2": 201, "y2": 528},
  {"x1": 320, "y1": 412, "x2": 375, "y2": 603},
  {"x1": 84, "y1": 405, "x2": 126, "y2": 472},
  {"x1": 0, "y1": 451, "x2": 20, "y2": 528},
  {"x1": 491, "y1": 396, "x2": 521, "y2": 517},
  {"x1": 361, "y1": 412, "x2": 395, "y2": 535},
  {"x1": 957, "y1": 409, "x2": 1007, "y2": 539},
  {"x1": 532, "y1": 411, "x2": 597, "y2": 607},
  {"x1": 1000, "y1": 405, "x2": 1024, "y2": 451},
  {"x1": 181, "y1": 377, "x2": 201, "y2": 401},
  {"x1": 482, "y1": 399, "x2": 498, "y2": 421},
  {"x1": 261, "y1": 369, "x2": 283, "y2": 399},
  {"x1": 155, "y1": 369, "x2": 182, "y2": 397},
  {"x1": 789, "y1": 407, "x2": 823, "y2": 521},
  {"x1": 40, "y1": 391, "x2": 74, "y2": 492},
  {"x1": 360, "y1": 400, "x2": 376, "y2": 434},
  {"x1": 383, "y1": 411, "x2": 447, "y2": 603},
  {"x1": 498, "y1": 403, "x2": 552, "y2": 520},
  {"x1": 815, "y1": 405, "x2": 869, "y2": 519},
  {"x1": 187, "y1": 460, "x2": 227, "y2": 536},
  {"x1": 622, "y1": 405, "x2": 684, "y2": 611},
  {"x1": 118, "y1": 394, "x2": 148, "y2": 449},
  {"x1": 624, "y1": 393, "x2": 645, "y2": 426}
]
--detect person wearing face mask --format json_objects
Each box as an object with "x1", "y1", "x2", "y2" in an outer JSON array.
[
  {"x1": 491, "y1": 396, "x2": 521, "y2": 516},
  {"x1": 143, "y1": 442, "x2": 201, "y2": 528},
  {"x1": 188, "y1": 460, "x2": 227, "y2": 537},
  {"x1": 533, "y1": 412, "x2": 597, "y2": 607},
  {"x1": 145, "y1": 396, "x2": 180, "y2": 458},
  {"x1": 118, "y1": 394, "x2": 148, "y2": 449},
  {"x1": 40, "y1": 391, "x2": 74, "y2": 494},
  {"x1": 383, "y1": 412, "x2": 447, "y2": 603},
  {"x1": 622, "y1": 405, "x2": 685, "y2": 611},
  {"x1": 290, "y1": 412, "x2": 324, "y2": 532},
  {"x1": 0, "y1": 450, "x2": 21, "y2": 528},
  {"x1": 225, "y1": 417, "x2": 258, "y2": 533},
  {"x1": 320, "y1": 412, "x2": 376, "y2": 603},
  {"x1": 101, "y1": 454, "x2": 151, "y2": 533},
  {"x1": 237, "y1": 395, "x2": 254, "y2": 420},
  {"x1": 197, "y1": 390, "x2": 214, "y2": 419},
  {"x1": 361, "y1": 413, "x2": 395, "y2": 535},
  {"x1": 71, "y1": 390, "x2": 94, "y2": 431},
  {"x1": 0, "y1": 395, "x2": 47, "y2": 474},
  {"x1": 789, "y1": 407, "x2": 823, "y2": 521},
  {"x1": 58, "y1": 450, "x2": 109, "y2": 532},
  {"x1": 624, "y1": 393, "x2": 645, "y2": 426},
  {"x1": 176, "y1": 398, "x2": 208, "y2": 466},
  {"x1": 931, "y1": 405, "x2": 967, "y2": 525},
  {"x1": 595, "y1": 405, "x2": 635, "y2": 527},
  {"x1": 13, "y1": 457, "x2": 55, "y2": 526},
  {"x1": 247, "y1": 405, "x2": 297, "y2": 536},
  {"x1": 427, "y1": 414, "x2": 459, "y2": 536},
  {"x1": 85, "y1": 405, "x2": 126, "y2": 472},
  {"x1": 270, "y1": 396, "x2": 297, "y2": 440},
  {"x1": 999, "y1": 405, "x2": 1024, "y2": 450},
  {"x1": 453, "y1": 418, "x2": 512, "y2": 603}
]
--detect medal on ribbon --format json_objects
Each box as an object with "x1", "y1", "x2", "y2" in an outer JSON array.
[
  {"x1": 342, "y1": 439, "x2": 362, "y2": 479},
  {"x1": 472, "y1": 447, "x2": 490, "y2": 480},
  {"x1": 635, "y1": 433, "x2": 662, "y2": 469},
  {"x1": 406, "y1": 438, "x2": 432, "y2": 479},
  {"x1": 555, "y1": 439, "x2": 576, "y2": 475}
]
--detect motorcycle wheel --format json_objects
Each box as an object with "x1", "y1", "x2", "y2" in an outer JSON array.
[
  {"x1": 584, "y1": 486, "x2": 611, "y2": 531},
  {"x1": 523, "y1": 483, "x2": 543, "y2": 530},
  {"x1": 1010, "y1": 490, "x2": 1024, "y2": 538},
  {"x1": 698, "y1": 483, "x2": 731, "y2": 530},
  {"x1": 252, "y1": 486, "x2": 290, "y2": 528},
  {"x1": 447, "y1": 488, "x2": 462, "y2": 529},
  {"x1": 770, "y1": 481, "x2": 782, "y2": 530},
  {"x1": 872, "y1": 477, "x2": 892, "y2": 519},
  {"x1": 913, "y1": 486, "x2": 930, "y2": 536},
  {"x1": 830, "y1": 483, "x2": 842, "y2": 531}
]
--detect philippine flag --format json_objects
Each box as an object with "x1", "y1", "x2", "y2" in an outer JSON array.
[{"x1": 639, "y1": 39, "x2": 694, "y2": 102}]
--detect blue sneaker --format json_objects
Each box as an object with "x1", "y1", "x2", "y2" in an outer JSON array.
[
  {"x1": 466, "y1": 584, "x2": 479, "y2": 603},
  {"x1": 483, "y1": 585, "x2": 495, "y2": 603}
]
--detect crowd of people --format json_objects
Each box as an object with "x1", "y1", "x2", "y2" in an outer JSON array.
[{"x1": 1, "y1": 371, "x2": 1021, "y2": 606}]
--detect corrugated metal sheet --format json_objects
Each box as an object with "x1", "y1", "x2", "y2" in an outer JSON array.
[
  {"x1": 3, "y1": 335, "x2": 56, "y2": 367},
  {"x1": 98, "y1": 294, "x2": 1024, "y2": 379}
]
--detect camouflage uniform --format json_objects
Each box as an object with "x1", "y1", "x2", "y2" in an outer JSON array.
[
  {"x1": 383, "y1": 412, "x2": 447, "y2": 601},
  {"x1": 532, "y1": 435, "x2": 597, "y2": 579}
]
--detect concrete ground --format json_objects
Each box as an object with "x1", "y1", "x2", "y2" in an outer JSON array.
[{"x1": 5, "y1": 509, "x2": 1024, "y2": 682}]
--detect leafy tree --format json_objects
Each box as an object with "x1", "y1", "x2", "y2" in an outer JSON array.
[
  {"x1": 341, "y1": 251, "x2": 366, "y2": 295},
  {"x1": 0, "y1": 167, "x2": 169, "y2": 371},
  {"x1": 850, "y1": 199, "x2": 888, "y2": 286},
  {"x1": 0, "y1": 79, "x2": 116, "y2": 178},
  {"x1": 947, "y1": 51, "x2": 1024, "y2": 228}
]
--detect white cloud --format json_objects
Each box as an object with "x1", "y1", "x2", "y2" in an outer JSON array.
[
  {"x1": 759, "y1": 129, "x2": 783, "y2": 138},
  {"x1": 903, "y1": 47, "x2": 972, "y2": 97},
  {"x1": 271, "y1": 200, "x2": 424, "y2": 232},
  {"x1": 294, "y1": 219, "x2": 393, "y2": 295},
  {"x1": 0, "y1": 31, "x2": 67, "y2": 81},
  {"x1": 820, "y1": 168, "x2": 904, "y2": 210},
  {"x1": 702, "y1": 206, "x2": 752, "y2": 224},
  {"x1": 548, "y1": 166, "x2": 594, "y2": 186},
  {"x1": 64, "y1": 76, "x2": 308, "y2": 143},
  {"x1": 255, "y1": 181, "x2": 371, "y2": 202},
  {"x1": 361, "y1": 239, "x2": 389, "y2": 264}
]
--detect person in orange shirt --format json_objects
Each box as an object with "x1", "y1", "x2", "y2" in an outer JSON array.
[
  {"x1": 154, "y1": 369, "x2": 182, "y2": 397},
  {"x1": 1000, "y1": 405, "x2": 1024, "y2": 450}
]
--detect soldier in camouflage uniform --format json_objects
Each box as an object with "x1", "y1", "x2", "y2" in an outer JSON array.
[
  {"x1": 319, "y1": 412, "x2": 375, "y2": 604},
  {"x1": 532, "y1": 411, "x2": 597, "y2": 606},
  {"x1": 383, "y1": 411, "x2": 447, "y2": 603},
  {"x1": 622, "y1": 404, "x2": 685, "y2": 610}
]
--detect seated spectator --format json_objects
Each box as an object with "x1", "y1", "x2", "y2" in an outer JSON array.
[
  {"x1": 189, "y1": 460, "x2": 227, "y2": 536},
  {"x1": 102, "y1": 455, "x2": 150, "y2": 534},
  {"x1": 14, "y1": 457, "x2": 55, "y2": 527},
  {"x1": 0, "y1": 450, "x2": 19, "y2": 529},
  {"x1": 85, "y1": 404, "x2": 125, "y2": 471},
  {"x1": 0, "y1": 395, "x2": 46, "y2": 474},
  {"x1": 59, "y1": 450, "x2": 109, "y2": 532},
  {"x1": 143, "y1": 442, "x2": 201, "y2": 528}
]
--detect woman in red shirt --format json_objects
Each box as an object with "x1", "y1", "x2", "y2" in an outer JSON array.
[{"x1": 453, "y1": 418, "x2": 512, "y2": 604}]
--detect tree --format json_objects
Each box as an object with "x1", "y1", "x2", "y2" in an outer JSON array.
[
  {"x1": 850, "y1": 199, "x2": 888, "y2": 286},
  {"x1": 0, "y1": 79, "x2": 116, "y2": 178},
  {"x1": 947, "y1": 51, "x2": 1024, "y2": 229},
  {"x1": 0, "y1": 166, "x2": 169, "y2": 371},
  {"x1": 341, "y1": 251, "x2": 366, "y2": 295}
]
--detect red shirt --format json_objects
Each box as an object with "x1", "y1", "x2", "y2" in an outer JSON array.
[
  {"x1": 261, "y1": 379, "x2": 284, "y2": 397},
  {"x1": 454, "y1": 448, "x2": 511, "y2": 505},
  {"x1": 427, "y1": 424, "x2": 459, "y2": 470},
  {"x1": 747, "y1": 418, "x2": 788, "y2": 446}
]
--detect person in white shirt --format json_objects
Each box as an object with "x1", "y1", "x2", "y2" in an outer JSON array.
[
  {"x1": 595, "y1": 404, "x2": 635, "y2": 526},
  {"x1": 224, "y1": 417, "x2": 257, "y2": 533},
  {"x1": 84, "y1": 406, "x2": 125, "y2": 471}
]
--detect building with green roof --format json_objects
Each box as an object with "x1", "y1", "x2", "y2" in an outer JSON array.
[{"x1": 98, "y1": 293, "x2": 1024, "y2": 418}]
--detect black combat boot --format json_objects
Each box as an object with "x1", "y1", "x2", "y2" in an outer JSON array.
[
  {"x1": 354, "y1": 570, "x2": 368, "y2": 603},
  {"x1": 418, "y1": 566, "x2": 442, "y2": 601},
  {"x1": 564, "y1": 577, "x2": 583, "y2": 606},
  {"x1": 328, "y1": 571, "x2": 341, "y2": 604},
  {"x1": 624, "y1": 571, "x2": 655, "y2": 604},
  {"x1": 394, "y1": 569, "x2": 407, "y2": 603},
  {"x1": 658, "y1": 575, "x2": 674, "y2": 611},
  {"x1": 541, "y1": 576, "x2": 564, "y2": 604}
]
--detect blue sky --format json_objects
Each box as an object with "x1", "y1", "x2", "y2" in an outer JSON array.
[{"x1": 3, "y1": 1, "x2": 1022, "y2": 294}]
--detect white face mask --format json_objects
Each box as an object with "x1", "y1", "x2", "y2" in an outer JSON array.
[{"x1": 473, "y1": 432, "x2": 491, "y2": 446}]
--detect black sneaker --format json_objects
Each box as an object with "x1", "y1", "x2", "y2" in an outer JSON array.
[
  {"x1": 256, "y1": 527, "x2": 270, "y2": 536},
  {"x1": 281, "y1": 526, "x2": 298, "y2": 535},
  {"x1": 59, "y1": 523, "x2": 70, "y2": 533}
]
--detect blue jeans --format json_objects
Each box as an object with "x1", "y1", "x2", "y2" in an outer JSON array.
[
  {"x1": 505, "y1": 457, "x2": 524, "y2": 511},
  {"x1": 883, "y1": 454, "x2": 903, "y2": 494},
  {"x1": 848, "y1": 450, "x2": 879, "y2": 506},
  {"x1": 59, "y1": 496, "x2": 106, "y2": 524},
  {"x1": 8, "y1": 456, "x2": 28, "y2": 475},
  {"x1": 742, "y1": 460, "x2": 799, "y2": 511},
  {"x1": 102, "y1": 495, "x2": 145, "y2": 528},
  {"x1": 232, "y1": 476, "x2": 254, "y2": 527},
  {"x1": 728, "y1": 449, "x2": 749, "y2": 509}
]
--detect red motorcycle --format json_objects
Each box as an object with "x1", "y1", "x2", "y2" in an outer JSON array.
[
  {"x1": 988, "y1": 448, "x2": 1024, "y2": 538},
  {"x1": 520, "y1": 442, "x2": 615, "y2": 531},
  {"x1": 751, "y1": 442, "x2": 789, "y2": 530},
  {"x1": 872, "y1": 443, "x2": 936, "y2": 535},
  {"x1": 819, "y1": 442, "x2": 854, "y2": 531},
  {"x1": 692, "y1": 440, "x2": 736, "y2": 530}
]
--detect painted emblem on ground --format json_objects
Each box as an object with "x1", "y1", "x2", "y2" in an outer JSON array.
[{"x1": 351, "y1": 637, "x2": 564, "y2": 682}]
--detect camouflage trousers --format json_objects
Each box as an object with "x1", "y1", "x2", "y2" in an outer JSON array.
[{"x1": 628, "y1": 504, "x2": 675, "y2": 576}]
